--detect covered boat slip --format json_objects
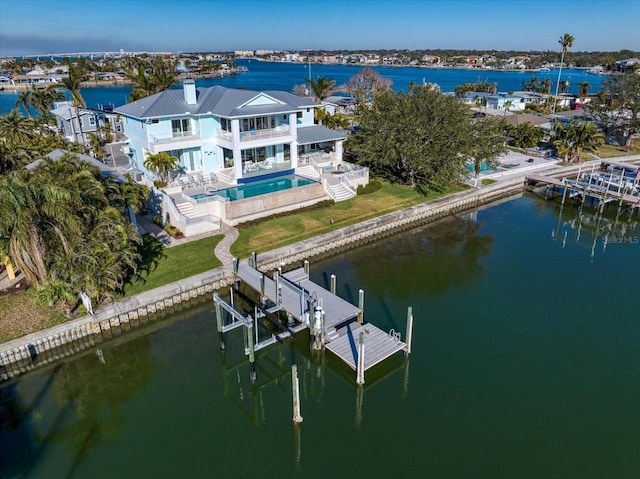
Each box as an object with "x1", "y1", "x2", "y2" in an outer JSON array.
[{"x1": 227, "y1": 259, "x2": 411, "y2": 383}]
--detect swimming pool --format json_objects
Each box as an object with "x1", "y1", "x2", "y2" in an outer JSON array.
[{"x1": 191, "y1": 174, "x2": 318, "y2": 202}]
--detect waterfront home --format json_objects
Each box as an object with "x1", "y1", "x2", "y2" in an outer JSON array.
[
  {"x1": 115, "y1": 81, "x2": 366, "y2": 235},
  {"x1": 51, "y1": 101, "x2": 105, "y2": 144}
]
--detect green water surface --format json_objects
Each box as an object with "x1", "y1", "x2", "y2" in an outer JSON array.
[{"x1": 1, "y1": 195, "x2": 638, "y2": 478}]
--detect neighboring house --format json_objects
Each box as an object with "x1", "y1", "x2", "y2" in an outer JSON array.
[
  {"x1": 322, "y1": 95, "x2": 357, "y2": 115},
  {"x1": 115, "y1": 80, "x2": 347, "y2": 185},
  {"x1": 0, "y1": 72, "x2": 14, "y2": 86},
  {"x1": 51, "y1": 101, "x2": 105, "y2": 144}
]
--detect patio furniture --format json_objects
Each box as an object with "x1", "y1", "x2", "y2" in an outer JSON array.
[
  {"x1": 178, "y1": 176, "x2": 192, "y2": 189},
  {"x1": 245, "y1": 162, "x2": 259, "y2": 172},
  {"x1": 258, "y1": 159, "x2": 273, "y2": 170}
]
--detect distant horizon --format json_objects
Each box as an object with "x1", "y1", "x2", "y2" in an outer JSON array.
[
  {"x1": 1, "y1": 0, "x2": 639, "y2": 58},
  {"x1": 2, "y1": 47, "x2": 639, "y2": 61}
]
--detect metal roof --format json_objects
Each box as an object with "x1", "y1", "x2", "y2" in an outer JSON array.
[
  {"x1": 115, "y1": 84, "x2": 319, "y2": 119},
  {"x1": 296, "y1": 125, "x2": 346, "y2": 144}
]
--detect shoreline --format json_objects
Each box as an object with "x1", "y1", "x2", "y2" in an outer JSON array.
[{"x1": 0, "y1": 160, "x2": 602, "y2": 381}]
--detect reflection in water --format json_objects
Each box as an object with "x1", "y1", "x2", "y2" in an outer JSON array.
[
  {"x1": 1, "y1": 337, "x2": 161, "y2": 478},
  {"x1": 351, "y1": 214, "x2": 494, "y2": 299},
  {"x1": 550, "y1": 201, "x2": 639, "y2": 258}
]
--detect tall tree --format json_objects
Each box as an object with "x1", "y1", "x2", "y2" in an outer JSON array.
[
  {"x1": 144, "y1": 151, "x2": 179, "y2": 184},
  {"x1": 347, "y1": 85, "x2": 505, "y2": 192},
  {"x1": 587, "y1": 72, "x2": 640, "y2": 147},
  {"x1": 552, "y1": 120, "x2": 604, "y2": 162},
  {"x1": 14, "y1": 91, "x2": 33, "y2": 117},
  {"x1": 553, "y1": 33, "x2": 575, "y2": 113},
  {"x1": 343, "y1": 67, "x2": 392, "y2": 108},
  {"x1": 305, "y1": 76, "x2": 336, "y2": 102},
  {"x1": 0, "y1": 109, "x2": 37, "y2": 145},
  {"x1": 578, "y1": 81, "x2": 591, "y2": 99},
  {"x1": 60, "y1": 65, "x2": 88, "y2": 142}
]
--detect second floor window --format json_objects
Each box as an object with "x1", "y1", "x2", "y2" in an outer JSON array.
[{"x1": 172, "y1": 119, "x2": 191, "y2": 137}]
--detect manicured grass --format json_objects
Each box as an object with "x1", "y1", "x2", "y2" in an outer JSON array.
[
  {"x1": 119, "y1": 235, "x2": 223, "y2": 297},
  {"x1": 231, "y1": 180, "x2": 467, "y2": 258},
  {"x1": 482, "y1": 178, "x2": 498, "y2": 186}
]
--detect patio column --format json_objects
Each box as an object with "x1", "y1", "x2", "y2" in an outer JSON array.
[
  {"x1": 231, "y1": 119, "x2": 242, "y2": 181},
  {"x1": 289, "y1": 115, "x2": 298, "y2": 169},
  {"x1": 335, "y1": 140, "x2": 344, "y2": 162}
]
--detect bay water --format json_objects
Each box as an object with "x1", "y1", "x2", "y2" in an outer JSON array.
[
  {"x1": 1, "y1": 59, "x2": 607, "y2": 113},
  {"x1": 1, "y1": 194, "x2": 638, "y2": 478}
]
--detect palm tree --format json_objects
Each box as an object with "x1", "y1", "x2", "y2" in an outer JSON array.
[
  {"x1": 305, "y1": 76, "x2": 336, "y2": 102},
  {"x1": 144, "y1": 151, "x2": 179, "y2": 184},
  {"x1": 553, "y1": 120, "x2": 603, "y2": 162},
  {"x1": 553, "y1": 33, "x2": 575, "y2": 113},
  {"x1": 0, "y1": 109, "x2": 36, "y2": 145},
  {"x1": 60, "y1": 65, "x2": 88, "y2": 143},
  {"x1": 0, "y1": 172, "x2": 81, "y2": 285},
  {"x1": 578, "y1": 81, "x2": 591, "y2": 99},
  {"x1": 14, "y1": 91, "x2": 33, "y2": 117}
]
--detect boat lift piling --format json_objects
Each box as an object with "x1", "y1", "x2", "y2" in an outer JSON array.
[
  {"x1": 224, "y1": 258, "x2": 411, "y2": 386},
  {"x1": 291, "y1": 364, "x2": 303, "y2": 423}
]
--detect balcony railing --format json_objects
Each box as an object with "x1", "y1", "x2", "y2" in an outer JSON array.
[
  {"x1": 150, "y1": 131, "x2": 200, "y2": 144},
  {"x1": 239, "y1": 125, "x2": 290, "y2": 142}
]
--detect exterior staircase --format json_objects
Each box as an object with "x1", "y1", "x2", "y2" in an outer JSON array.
[
  {"x1": 326, "y1": 181, "x2": 356, "y2": 201},
  {"x1": 175, "y1": 200, "x2": 196, "y2": 216},
  {"x1": 296, "y1": 165, "x2": 320, "y2": 179}
]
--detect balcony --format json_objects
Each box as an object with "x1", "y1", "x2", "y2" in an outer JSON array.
[
  {"x1": 150, "y1": 131, "x2": 200, "y2": 145},
  {"x1": 239, "y1": 125, "x2": 290, "y2": 142}
]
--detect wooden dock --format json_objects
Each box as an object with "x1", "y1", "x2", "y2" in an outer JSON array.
[
  {"x1": 325, "y1": 322, "x2": 406, "y2": 372},
  {"x1": 228, "y1": 259, "x2": 410, "y2": 384}
]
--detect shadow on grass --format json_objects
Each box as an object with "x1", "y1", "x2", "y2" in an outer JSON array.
[{"x1": 122, "y1": 234, "x2": 166, "y2": 292}]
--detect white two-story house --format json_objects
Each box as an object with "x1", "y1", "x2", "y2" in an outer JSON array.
[{"x1": 115, "y1": 80, "x2": 346, "y2": 185}]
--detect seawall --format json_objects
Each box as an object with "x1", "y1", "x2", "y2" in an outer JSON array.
[{"x1": 0, "y1": 161, "x2": 621, "y2": 381}]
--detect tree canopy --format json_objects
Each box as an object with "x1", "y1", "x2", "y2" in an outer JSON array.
[
  {"x1": 587, "y1": 72, "x2": 640, "y2": 146},
  {"x1": 346, "y1": 86, "x2": 506, "y2": 192},
  {"x1": 0, "y1": 154, "x2": 149, "y2": 308}
]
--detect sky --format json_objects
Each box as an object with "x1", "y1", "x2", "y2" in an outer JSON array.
[{"x1": 1, "y1": 0, "x2": 639, "y2": 57}]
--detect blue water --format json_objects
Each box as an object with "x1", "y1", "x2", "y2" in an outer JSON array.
[
  {"x1": 0, "y1": 59, "x2": 608, "y2": 112},
  {"x1": 191, "y1": 174, "x2": 317, "y2": 202}
]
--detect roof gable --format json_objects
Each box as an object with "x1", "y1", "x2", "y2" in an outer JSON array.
[{"x1": 240, "y1": 93, "x2": 282, "y2": 108}]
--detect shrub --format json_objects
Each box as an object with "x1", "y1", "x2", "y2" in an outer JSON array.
[
  {"x1": 357, "y1": 180, "x2": 382, "y2": 195},
  {"x1": 164, "y1": 224, "x2": 184, "y2": 239}
]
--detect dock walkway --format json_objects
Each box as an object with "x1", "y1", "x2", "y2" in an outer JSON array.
[{"x1": 233, "y1": 260, "x2": 409, "y2": 381}]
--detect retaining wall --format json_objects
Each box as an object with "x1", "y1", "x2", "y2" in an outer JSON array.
[{"x1": 0, "y1": 161, "x2": 615, "y2": 381}]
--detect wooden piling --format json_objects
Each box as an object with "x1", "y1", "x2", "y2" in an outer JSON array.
[
  {"x1": 303, "y1": 260, "x2": 309, "y2": 275},
  {"x1": 292, "y1": 364, "x2": 303, "y2": 423},
  {"x1": 330, "y1": 274, "x2": 336, "y2": 294},
  {"x1": 357, "y1": 289, "x2": 364, "y2": 324}
]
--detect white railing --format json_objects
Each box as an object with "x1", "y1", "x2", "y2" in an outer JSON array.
[
  {"x1": 239, "y1": 125, "x2": 290, "y2": 142},
  {"x1": 151, "y1": 131, "x2": 200, "y2": 144},
  {"x1": 217, "y1": 130, "x2": 233, "y2": 141}
]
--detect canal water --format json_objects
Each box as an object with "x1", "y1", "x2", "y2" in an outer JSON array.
[{"x1": 1, "y1": 194, "x2": 639, "y2": 478}]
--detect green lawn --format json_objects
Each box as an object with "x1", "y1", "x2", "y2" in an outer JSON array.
[
  {"x1": 596, "y1": 138, "x2": 640, "y2": 158},
  {"x1": 119, "y1": 234, "x2": 223, "y2": 297},
  {"x1": 231, "y1": 180, "x2": 467, "y2": 258}
]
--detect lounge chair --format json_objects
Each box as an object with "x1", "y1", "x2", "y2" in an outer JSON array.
[
  {"x1": 259, "y1": 159, "x2": 273, "y2": 170},
  {"x1": 178, "y1": 176, "x2": 192, "y2": 188}
]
